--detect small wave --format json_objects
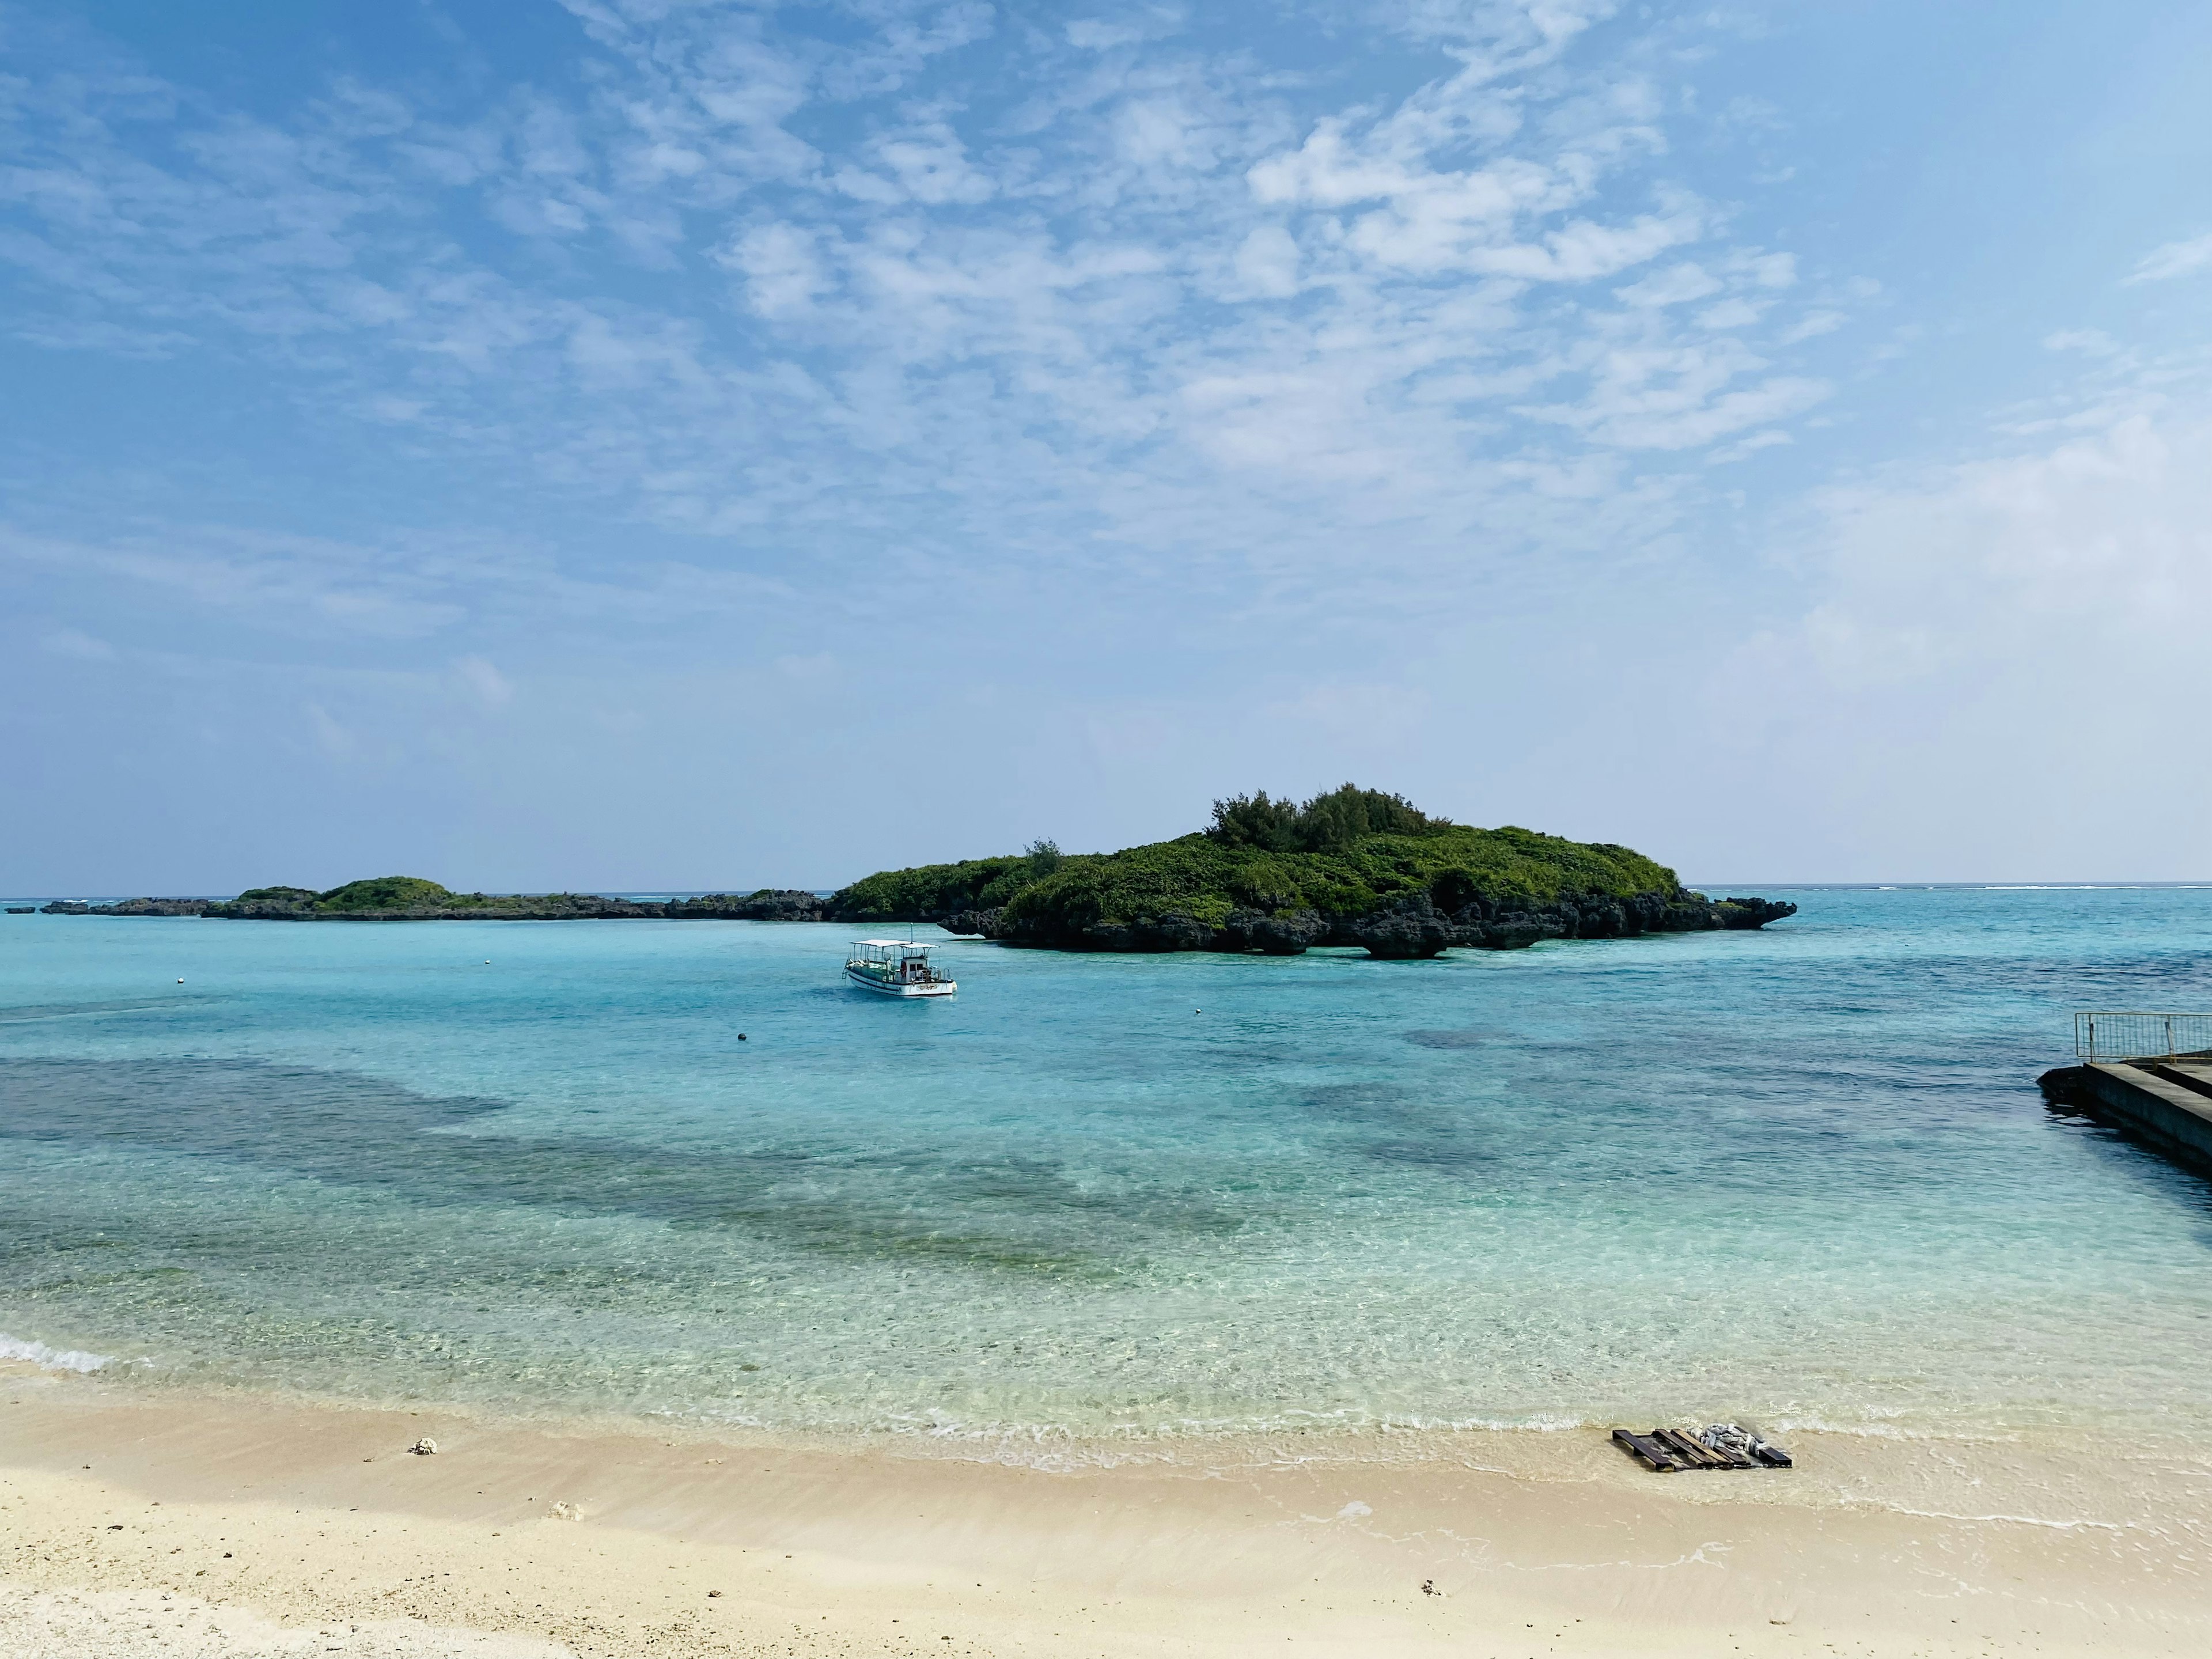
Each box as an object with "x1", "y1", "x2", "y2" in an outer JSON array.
[
  {"x1": 0, "y1": 1333, "x2": 113, "y2": 1373},
  {"x1": 826, "y1": 1406, "x2": 1621, "y2": 1471},
  {"x1": 1835, "y1": 1497, "x2": 2124, "y2": 1533}
]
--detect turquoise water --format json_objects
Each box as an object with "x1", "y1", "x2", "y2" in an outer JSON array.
[{"x1": 4, "y1": 889, "x2": 2211, "y2": 1451}]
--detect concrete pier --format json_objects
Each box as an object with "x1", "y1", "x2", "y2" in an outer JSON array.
[{"x1": 2043, "y1": 1056, "x2": 2212, "y2": 1178}]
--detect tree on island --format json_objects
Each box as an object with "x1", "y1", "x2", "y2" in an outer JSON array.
[{"x1": 1206, "y1": 784, "x2": 1448, "y2": 854}]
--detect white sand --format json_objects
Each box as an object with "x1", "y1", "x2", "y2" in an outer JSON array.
[
  {"x1": 6, "y1": 1367, "x2": 2209, "y2": 1657},
  {"x1": 1, "y1": 1583, "x2": 570, "y2": 1659}
]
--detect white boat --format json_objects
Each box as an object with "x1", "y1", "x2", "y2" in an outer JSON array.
[{"x1": 844, "y1": 938, "x2": 957, "y2": 998}]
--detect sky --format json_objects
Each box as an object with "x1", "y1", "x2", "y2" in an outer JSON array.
[{"x1": 3, "y1": 0, "x2": 2209, "y2": 893}]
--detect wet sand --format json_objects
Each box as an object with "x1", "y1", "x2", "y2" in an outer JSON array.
[{"x1": 5, "y1": 1368, "x2": 2209, "y2": 1657}]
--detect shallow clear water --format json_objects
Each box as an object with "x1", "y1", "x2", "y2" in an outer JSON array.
[{"x1": 4, "y1": 889, "x2": 2211, "y2": 1450}]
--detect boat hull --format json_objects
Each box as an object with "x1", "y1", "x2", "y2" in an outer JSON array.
[{"x1": 844, "y1": 964, "x2": 956, "y2": 997}]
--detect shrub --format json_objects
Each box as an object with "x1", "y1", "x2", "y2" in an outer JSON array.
[{"x1": 1207, "y1": 783, "x2": 1450, "y2": 854}]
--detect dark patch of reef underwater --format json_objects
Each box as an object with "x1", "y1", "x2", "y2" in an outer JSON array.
[{"x1": 40, "y1": 786, "x2": 1794, "y2": 960}]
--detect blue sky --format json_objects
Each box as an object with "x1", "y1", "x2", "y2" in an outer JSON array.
[{"x1": 4, "y1": 0, "x2": 2209, "y2": 892}]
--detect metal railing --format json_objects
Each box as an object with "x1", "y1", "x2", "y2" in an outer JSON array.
[{"x1": 2076, "y1": 1011, "x2": 2212, "y2": 1063}]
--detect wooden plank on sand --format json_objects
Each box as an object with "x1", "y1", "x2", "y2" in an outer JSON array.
[
  {"x1": 1611, "y1": 1429, "x2": 1681, "y2": 1472},
  {"x1": 1654, "y1": 1429, "x2": 1729, "y2": 1469}
]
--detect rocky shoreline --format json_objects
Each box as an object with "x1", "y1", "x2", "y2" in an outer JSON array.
[{"x1": 943, "y1": 889, "x2": 1796, "y2": 957}]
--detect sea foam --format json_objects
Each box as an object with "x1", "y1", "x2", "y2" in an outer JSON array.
[{"x1": 0, "y1": 1333, "x2": 113, "y2": 1373}]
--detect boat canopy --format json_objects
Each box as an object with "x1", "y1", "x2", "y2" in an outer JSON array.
[{"x1": 851, "y1": 939, "x2": 934, "y2": 950}]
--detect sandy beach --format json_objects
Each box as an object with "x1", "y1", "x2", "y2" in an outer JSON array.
[{"x1": 6, "y1": 1364, "x2": 2209, "y2": 1658}]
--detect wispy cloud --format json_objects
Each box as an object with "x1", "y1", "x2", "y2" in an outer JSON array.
[
  {"x1": 0, "y1": 0, "x2": 1854, "y2": 629},
  {"x1": 2125, "y1": 231, "x2": 2212, "y2": 285},
  {"x1": 41, "y1": 626, "x2": 118, "y2": 661}
]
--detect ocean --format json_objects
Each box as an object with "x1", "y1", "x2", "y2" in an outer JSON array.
[{"x1": 5, "y1": 887, "x2": 2211, "y2": 1457}]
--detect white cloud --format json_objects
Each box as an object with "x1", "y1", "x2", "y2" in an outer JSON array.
[
  {"x1": 1247, "y1": 82, "x2": 1695, "y2": 283},
  {"x1": 1695, "y1": 388, "x2": 2212, "y2": 874},
  {"x1": 2124, "y1": 231, "x2": 2212, "y2": 284},
  {"x1": 563, "y1": 312, "x2": 707, "y2": 391},
  {"x1": 1801, "y1": 409, "x2": 2212, "y2": 684},
  {"x1": 836, "y1": 119, "x2": 995, "y2": 206},
  {"x1": 305, "y1": 701, "x2": 355, "y2": 757},
  {"x1": 453, "y1": 656, "x2": 514, "y2": 709},
  {"x1": 774, "y1": 651, "x2": 838, "y2": 685},
  {"x1": 1230, "y1": 225, "x2": 1300, "y2": 298},
  {"x1": 1066, "y1": 13, "x2": 1185, "y2": 52},
  {"x1": 1112, "y1": 95, "x2": 1212, "y2": 173},
  {"x1": 1389, "y1": 0, "x2": 1618, "y2": 68},
  {"x1": 1247, "y1": 122, "x2": 1431, "y2": 209},
  {"x1": 1732, "y1": 251, "x2": 1796, "y2": 289},
  {"x1": 1695, "y1": 296, "x2": 1766, "y2": 330},
  {"x1": 2, "y1": 522, "x2": 482, "y2": 640},
  {"x1": 11, "y1": 317, "x2": 194, "y2": 356},
  {"x1": 2041, "y1": 328, "x2": 2120, "y2": 357},
  {"x1": 1705, "y1": 429, "x2": 1790, "y2": 464},
  {"x1": 819, "y1": 2, "x2": 998, "y2": 99},
  {"x1": 722, "y1": 222, "x2": 829, "y2": 317},
  {"x1": 42, "y1": 627, "x2": 118, "y2": 661},
  {"x1": 1529, "y1": 335, "x2": 1828, "y2": 450},
  {"x1": 1779, "y1": 310, "x2": 1844, "y2": 344},
  {"x1": 1615, "y1": 262, "x2": 1719, "y2": 306}
]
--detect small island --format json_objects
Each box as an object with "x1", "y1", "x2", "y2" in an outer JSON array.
[
  {"x1": 835, "y1": 785, "x2": 1794, "y2": 957},
  {"x1": 50, "y1": 786, "x2": 1793, "y2": 959},
  {"x1": 40, "y1": 880, "x2": 825, "y2": 922}
]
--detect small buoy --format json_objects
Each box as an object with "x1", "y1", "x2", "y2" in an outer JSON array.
[
  {"x1": 737, "y1": 1033, "x2": 747, "y2": 1041},
  {"x1": 484, "y1": 960, "x2": 491, "y2": 965},
  {"x1": 177, "y1": 978, "x2": 185, "y2": 984}
]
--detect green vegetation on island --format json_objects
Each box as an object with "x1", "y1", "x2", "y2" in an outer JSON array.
[{"x1": 831, "y1": 784, "x2": 1793, "y2": 957}]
